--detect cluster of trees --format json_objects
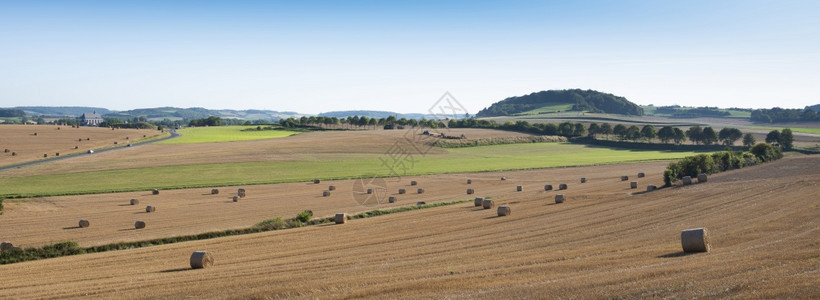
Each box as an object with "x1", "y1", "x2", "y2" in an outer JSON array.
[
  {"x1": 476, "y1": 89, "x2": 643, "y2": 117},
  {"x1": 188, "y1": 116, "x2": 223, "y2": 127},
  {"x1": 0, "y1": 109, "x2": 25, "y2": 118},
  {"x1": 654, "y1": 106, "x2": 731, "y2": 118},
  {"x1": 277, "y1": 115, "x2": 448, "y2": 129},
  {"x1": 662, "y1": 144, "x2": 782, "y2": 186},
  {"x1": 751, "y1": 107, "x2": 819, "y2": 123},
  {"x1": 764, "y1": 128, "x2": 795, "y2": 150}
]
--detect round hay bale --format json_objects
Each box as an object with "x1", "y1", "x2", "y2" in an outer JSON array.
[
  {"x1": 646, "y1": 185, "x2": 657, "y2": 192},
  {"x1": 474, "y1": 197, "x2": 484, "y2": 207},
  {"x1": 638, "y1": 172, "x2": 645, "y2": 178},
  {"x1": 190, "y1": 251, "x2": 213, "y2": 269},
  {"x1": 417, "y1": 188, "x2": 424, "y2": 194},
  {"x1": 398, "y1": 188, "x2": 406, "y2": 194},
  {"x1": 621, "y1": 176, "x2": 629, "y2": 181},
  {"x1": 0, "y1": 241, "x2": 13, "y2": 251},
  {"x1": 630, "y1": 181, "x2": 638, "y2": 189},
  {"x1": 134, "y1": 221, "x2": 146, "y2": 229},
  {"x1": 75, "y1": 146, "x2": 79, "y2": 149},
  {"x1": 11, "y1": 152, "x2": 16, "y2": 156},
  {"x1": 152, "y1": 189, "x2": 159, "y2": 195},
  {"x1": 682, "y1": 176, "x2": 693, "y2": 185},
  {"x1": 416, "y1": 201, "x2": 426, "y2": 205},
  {"x1": 388, "y1": 196, "x2": 397, "y2": 203},
  {"x1": 238, "y1": 188, "x2": 246, "y2": 198},
  {"x1": 544, "y1": 184, "x2": 553, "y2": 191},
  {"x1": 3, "y1": 149, "x2": 7, "y2": 153},
  {"x1": 55, "y1": 152, "x2": 59, "y2": 156},
  {"x1": 366, "y1": 188, "x2": 373, "y2": 194},
  {"x1": 467, "y1": 179, "x2": 472, "y2": 184},
  {"x1": 558, "y1": 183, "x2": 568, "y2": 190},
  {"x1": 334, "y1": 213, "x2": 347, "y2": 224},
  {"x1": 130, "y1": 198, "x2": 139, "y2": 205},
  {"x1": 555, "y1": 194, "x2": 565, "y2": 204},
  {"x1": 33, "y1": 132, "x2": 37, "y2": 136},
  {"x1": 145, "y1": 205, "x2": 156, "y2": 213},
  {"x1": 516, "y1": 185, "x2": 523, "y2": 192},
  {"x1": 211, "y1": 189, "x2": 219, "y2": 195},
  {"x1": 500, "y1": 176, "x2": 507, "y2": 181},
  {"x1": 329, "y1": 185, "x2": 336, "y2": 191},
  {"x1": 681, "y1": 228, "x2": 711, "y2": 253},
  {"x1": 580, "y1": 177, "x2": 586, "y2": 183},
  {"x1": 43, "y1": 153, "x2": 47, "y2": 158},
  {"x1": 78, "y1": 219, "x2": 90, "y2": 228},
  {"x1": 410, "y1": 180, "x2": 418, "y2": 186},
  {"x1": 497, "y1": 205, "x2": 511, "y2": 217},
  {"x1": 232, "y1": 196, "x2": 239, "y2": 202},
  {"x1": 466, "y1": 188, "x2": 474, "y2": 195},
  {"x1": 323, "y1": 190, "x2": 331, "y2": 197},
  {"x1": 697, "y1": 173, "x2": 708, "y2": 183},
  {"x1": 313, "y1": 179, "x2": 320, "y2": 184},
  {"x1": 482, "y1": 199, "x2": 494, "y2": 209},
  {"x1": 114, "y1": 141, "x2": 118, "y2": 145}
]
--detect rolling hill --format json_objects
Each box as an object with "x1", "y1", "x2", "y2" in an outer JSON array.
[{"x1": 476, "y1": 89, "x2": 643, "y2": 117}]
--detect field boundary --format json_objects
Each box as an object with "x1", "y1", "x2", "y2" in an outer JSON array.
[{"x1": 0, "y1": 199, "x2": 470, "y2": 265}]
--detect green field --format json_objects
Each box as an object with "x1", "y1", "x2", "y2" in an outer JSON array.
[
  {"x1": 0, "y1": 143, "x2": 700, "y2": 197},
  {"x1": 747, "y1": 126, "x2": 820, "y2": 134},
  {"x1": 159, "y1": 126, "x2": 299, "y2": 144},
  {"x1": 516, "y1": 102, "x2": 575, "y2": 115}
]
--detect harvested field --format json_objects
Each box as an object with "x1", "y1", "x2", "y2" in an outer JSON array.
[
  {"x1": 1, "y1": 160, "x2": 671, "y2": 247},
  {"x1": 0, "y1": 125, "x2": 163, "y2": 167},
  {"x1": 0, "y1": 155, "x2": 817, "y2": 298}
]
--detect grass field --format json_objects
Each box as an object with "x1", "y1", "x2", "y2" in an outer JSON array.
[
  {"x1": 158, "y1": 126, "x2": 299, "y2": 144},
  {"x1": 516, "y1": 102, "x2": 575, "y2": 115},
  {"x1": 0, "y1": 143, "x2": 700, "y2": 197},
  {"x1": 747, "y1": 126, "x2": 820, "y2": 135}
]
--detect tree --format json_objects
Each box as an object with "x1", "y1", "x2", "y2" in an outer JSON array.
[
  {"x1": 686, "y1": 126, "x2": 703, "y2": 144},
  {"x1": 742, "y1": 133, "x2": 756, "y2": 147},
  {"x1": 626, "y1": 125, "x2": 641, "y2": 140},
  {"x1": 613, "y1": 124, "x2": 627, "y2": 140},
  {"x1": 673, "y1": 128, "x2": 686, "y2": 144},
  {"x1": 600, "y1": 123, "x2": 613, "y2": 138},
  {"x1": 558, "y1": 122, "x2": 574, "y2": 136},
  {"x1": 701, "y1": 127, "x2": 718, "y2": 145},
  {"x1": 640, "y1": 125, "x2": 657, "y2": 142},
  {"x1": 588, "y1": 123, "x2": 600, "y2": 138},
  {"x1": 718, "y1": 127, "x2": 743, "y2": 146},
  {"x1": 765, "y1": 130, "x2": 780, "y2": 144},
  {"x1": 779, "y1": 128, "x2": 794, "y2": 150},
  {"x1": 573, "y1": 123, "x2": 586, "y2": 137},
  {"x1": 657, "y1": 126, "x2": 675, "y2": 143}
]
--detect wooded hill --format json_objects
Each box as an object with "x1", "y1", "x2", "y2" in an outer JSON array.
[{"x1": 476, "y1": 89, "x2": 643, "y2": 117}]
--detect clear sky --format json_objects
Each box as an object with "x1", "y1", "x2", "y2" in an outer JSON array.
[{"x1": 1, "y1": 0, "x2": 818, "y2": 114}]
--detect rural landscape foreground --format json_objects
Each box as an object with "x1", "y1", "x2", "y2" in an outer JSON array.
[{"x1": 0, "y1": 121, "x2": 818, "y2": 299}]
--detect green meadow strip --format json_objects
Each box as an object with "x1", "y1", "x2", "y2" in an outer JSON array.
[{"x1": 0, "y1": 199, "x2": 470, "y2": 265}]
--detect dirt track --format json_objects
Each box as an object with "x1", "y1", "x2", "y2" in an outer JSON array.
[{"x1": 0, "y1": 155, "x2": 817, "y2": 299}]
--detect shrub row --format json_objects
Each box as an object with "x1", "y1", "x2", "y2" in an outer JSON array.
[{"x1": 663, "y1": 143, "x2": 783, "y2": 186}]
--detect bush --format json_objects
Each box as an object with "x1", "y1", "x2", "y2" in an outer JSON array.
[
  {"x1": 296, "y1": 211, "x2": 312, "y2": 223},
  {"x1": 663, "y1": 150, "x2": 765, "y2": 186},
  {"x1": 750, "y1": 143, "x2": 783, "y2": 162},
  {"x1": 0, "y1": 198, "x2": 4, "y2": 215},
  {"x1": 256, "y1": 217, "x2": 287, "y2": 230}
]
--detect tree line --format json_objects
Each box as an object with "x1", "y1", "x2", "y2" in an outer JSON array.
[{"x1": 751, "y1": 107, "x2": 819, "y2": 123}]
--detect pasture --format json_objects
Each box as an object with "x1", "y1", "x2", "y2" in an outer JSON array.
[
  {"x1": 0, "y1": 155, "x2": 817, "y2": 298},
  {"x1": 0, "y1": 139, "x2": 699, "y2": 197},
  {"x1": 158, "y1": 125, "x2": 299, "y2": 144}
]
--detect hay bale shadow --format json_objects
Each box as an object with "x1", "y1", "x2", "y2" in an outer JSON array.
[
  {"x1": 117, "y1": 228, "x2": 137, "y2": 232},
  {"x1": 159, "y1": 268, "x2": 193, "y2": 273},
  {"x1": 62, "y1": 226, "x2": 81, "y2": 230},
  {"x1": 117, "y1": 204, "x2": 133, "y2": 207},
  {"x1": 483, "y1": 215, "x2": 501, "y2": 220},
  {"x1": 658, "y1": 251, "x2": 699, "y2": 258}
]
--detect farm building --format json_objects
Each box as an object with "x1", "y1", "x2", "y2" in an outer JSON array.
[{"x1": 80, "y1": 111, "x2": 104, "y2": 126}]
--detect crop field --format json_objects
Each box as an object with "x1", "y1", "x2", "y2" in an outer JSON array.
[
  {"x1": 517, "y1": 102, "x2": 575, "y2": 115},
  {"x1": 157, "y1": 125, "x2": 299, "y2": 144},
  {"x1": 0, "y1": 155, "x2": 817, "y2": 298},
  {"x1": 0, "y1": 136, "x2": 700, "y2": 197},
  {"x1": 0, "y1": 124, "x2": 165, "y2": 167}
]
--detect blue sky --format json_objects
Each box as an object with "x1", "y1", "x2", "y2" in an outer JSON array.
[{"x1": 1, "y1": 0, "x2": 818, "y2": 114}]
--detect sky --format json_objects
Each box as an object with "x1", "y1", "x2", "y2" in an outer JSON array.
[{"x1": 1, "y1": 0, "x2": 819, "y2": 114}]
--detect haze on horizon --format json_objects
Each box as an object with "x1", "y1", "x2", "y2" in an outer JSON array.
[{"x1": 1, "y1": 1, "x2": 818, "y2": 115}]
